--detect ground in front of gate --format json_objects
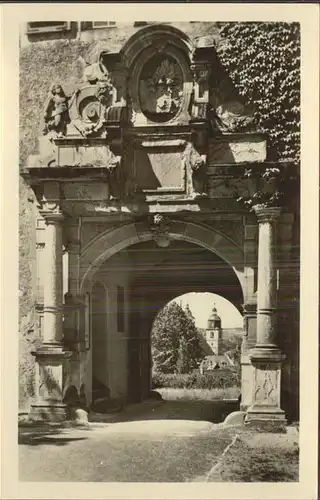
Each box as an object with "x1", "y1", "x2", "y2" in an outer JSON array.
[{"x1": 19, "y1": 399, "x2": 299, "y2": 482}]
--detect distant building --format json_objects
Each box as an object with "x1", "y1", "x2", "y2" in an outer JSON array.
[
  {"x1": 200, "y1": 354, "x2": 234, "y2": 373},
  {"x1": 205, "y1": 304, "x2": 221, "y2": 355},
  {"x1": 200, "y1": 305, "x2": 235, "y2": 373}
]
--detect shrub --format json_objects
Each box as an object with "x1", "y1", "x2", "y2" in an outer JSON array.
[{"x1": 152, "y1": 370, "x2": 240, "y2": 390}]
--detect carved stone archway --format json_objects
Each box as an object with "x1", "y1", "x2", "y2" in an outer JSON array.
[
  {"x1": 80, "y1": 220, "x2": 245, "y2": 296},
  {"x1": 79, "y1": 219, "x2": 245, "y2": 406}
]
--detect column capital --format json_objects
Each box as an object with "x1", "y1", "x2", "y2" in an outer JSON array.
[
  {"x1": 253, "y1": 205, "x2": 282, "y2": 223},
  {"x1": 242, "y1": 302, "x2": 257, "y2": 315},
  {"x1": 40, "y1": 209, "x2": 64, "y2": 225}
]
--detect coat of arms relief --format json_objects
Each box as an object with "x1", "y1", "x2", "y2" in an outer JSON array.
[{"x1": 139, "y1": 55, "x2": 184, "y2": 122}]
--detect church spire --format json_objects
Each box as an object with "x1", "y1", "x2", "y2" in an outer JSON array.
[{"x1": 206, "y1": 303, "x2": 222, "y2": 355}]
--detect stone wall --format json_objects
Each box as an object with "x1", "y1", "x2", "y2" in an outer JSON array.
[
  {"x1": 86, "y1": 253, "x2": 131, "y2": 403},
  {"x1": 19, "y1": 177, "x2": 37, "y2": 409}
]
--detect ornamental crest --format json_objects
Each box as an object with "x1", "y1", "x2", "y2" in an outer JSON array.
[{"x1": 139, "y1": 54, "x2": 184, "y2": 122}]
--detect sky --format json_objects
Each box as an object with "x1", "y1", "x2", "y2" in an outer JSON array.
[{"x1": 171, "y1": 292, "x2": 243, "y2": 329}]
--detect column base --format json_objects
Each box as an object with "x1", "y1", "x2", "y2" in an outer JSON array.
[
  {"x1": 30, "y1": 343, "x2": 73, "y2": 423},
  {"x1": 245, "y1": 407, "x2": 287, "y2": 432},
  {"x1": 29, "y1": 402, "x2": 69, "y2": 423}
]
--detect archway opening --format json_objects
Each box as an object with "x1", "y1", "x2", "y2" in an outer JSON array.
[
  {"x1": 88, "y1": 236, "x2": 244, "y2": 421},
  {"x1": 149, "y1": 293, "x2": 242, "y2": 417}
]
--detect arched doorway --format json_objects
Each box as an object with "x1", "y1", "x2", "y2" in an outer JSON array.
[
  {"x1": 149, "y1": 292, "x2": 243, "y2": 398},
  {"x1": 80, "y1": 222, "x2": 245, "y2": 408}
]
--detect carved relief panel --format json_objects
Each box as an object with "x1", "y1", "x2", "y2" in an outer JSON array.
[
  {"x1": 38, "y1": 362, "x2": 63, "y2": 402},
  {"x1": 129, "y1": 44, "x2": 193, "y2": 126},
  {"x1": 139, "y1": 54, "x2": 184, "y2": 123},
  {"x1": 253, "y1": 364, "x2": 280, "y2": 407}
]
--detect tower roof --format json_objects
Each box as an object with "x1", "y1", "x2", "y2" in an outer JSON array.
[{"x1": 208, "y1": 304, "x2": 221, "y2": 321}]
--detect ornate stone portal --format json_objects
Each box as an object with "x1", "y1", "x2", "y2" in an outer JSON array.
[{"x1": 22, "y1": 24, "x2": 291, "y2": 428}]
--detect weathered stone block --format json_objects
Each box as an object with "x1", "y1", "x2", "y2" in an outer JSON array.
[
  {"x1": 57, "y1": 144, "x2": 112, "y2": 167},
  {"x1": 208, "y1": 135, "x2": 267, "y2": 164},
  {"x1": 133, "y1": 148, "x2": 185, "y2": 192},
  {"x1": 63, "y1": 182, "x2": 109, "y2": 201}
]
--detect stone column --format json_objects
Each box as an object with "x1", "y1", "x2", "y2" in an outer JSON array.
[
  {"x1": 30, "y1": 210, "x2": 72, "y2": 422},
  {"x1": 245, "y1": 206, "x2": 287, "y2": 429}
]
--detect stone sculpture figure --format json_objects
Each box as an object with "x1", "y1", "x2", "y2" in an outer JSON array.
[
  {"x1": 43, "y1": 83, "x2": 70, "y2": 137},
  {"x1": 184, "y1": 143, "x2": 208, "y2": 198},
  {"x1": 192, "y1": 153, "x2": 208, "y2": 198}
]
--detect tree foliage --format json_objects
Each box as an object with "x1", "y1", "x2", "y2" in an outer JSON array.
[
  {"x1": 217, "y1": 22, "x2": 300, "y2": 209},
  {"x1": 151, "y1": 302, "x2": 204, "y2": 374}
]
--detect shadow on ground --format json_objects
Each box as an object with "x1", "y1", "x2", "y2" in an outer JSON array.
[
  {"x1": 18, "y1": 397, "x2": 239, "y2": 446},
  {"x1": 18, "y1": 423, "x2": 92, "y2": 446},
  {"x1": 89, "y1": 398, "x2": 239, "y2": 424}
]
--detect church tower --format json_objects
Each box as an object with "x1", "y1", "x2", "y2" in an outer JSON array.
[{"x1": 205, "y1": 304, "x2": 222, "y2": 355}]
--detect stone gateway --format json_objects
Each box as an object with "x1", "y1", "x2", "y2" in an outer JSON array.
[{"x1": 19, "y1": 22, "x2": 299, "y2": 430}]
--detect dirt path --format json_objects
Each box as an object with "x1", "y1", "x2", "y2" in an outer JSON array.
[
  {"x1": 19, "y1": 402, "x2": 298, "y2": 483},
  {"x1": 19, "y1": 400, "x2": 239, "y2": 482}
]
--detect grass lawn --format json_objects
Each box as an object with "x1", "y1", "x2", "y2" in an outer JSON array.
[
  {"x1": 157, "y1": 386, "x2": 240, "y2": 401},
  {"x1": 209, "y1": 429, "x2": 299, "y2": 482}
]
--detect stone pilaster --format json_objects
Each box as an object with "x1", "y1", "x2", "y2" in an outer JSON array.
[
  {"x1": 30, "y1": 209, "x2": 72, "y2": 422},
  {"x1": 64, "y1": 239, "x2": 81, "y2": 349},
  {"x1": 245, "y1": 206, "x2": 287, "y2": 430}
]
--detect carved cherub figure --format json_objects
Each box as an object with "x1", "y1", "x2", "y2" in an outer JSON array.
[{"x1": 43, "y1": 83, "x2": 70, "y2": 137}]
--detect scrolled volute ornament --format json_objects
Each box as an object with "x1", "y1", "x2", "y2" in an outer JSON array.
[{"x1": 69, "y1": 85, "x2": 110, "y2": 138}]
